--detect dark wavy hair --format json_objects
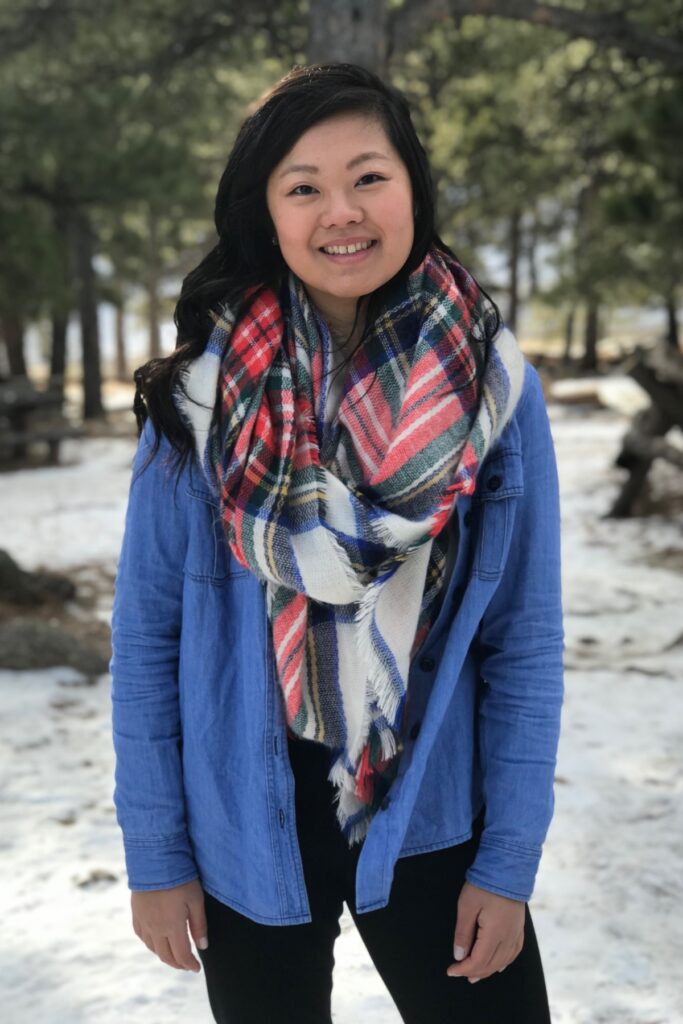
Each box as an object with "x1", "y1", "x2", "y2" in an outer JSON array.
[{"x1": 133, "y1": 62, "x2": 500, "y2": 468}]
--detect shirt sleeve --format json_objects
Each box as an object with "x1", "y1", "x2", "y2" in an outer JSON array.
[
  {"x1": 109, "y1": 419, "x2": 199, "y2": 891},
  {"x1": 465, "y1": 365, "x2": 565, "y2": 902}
]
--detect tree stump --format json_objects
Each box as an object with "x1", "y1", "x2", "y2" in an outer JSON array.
[{"x1": 609, "y1": 344, "x2": 683, "y2": 518}]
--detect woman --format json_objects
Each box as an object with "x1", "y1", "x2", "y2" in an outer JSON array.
[{"x1": 111, "y1": 62, "x2": 564, "y2": 1023}]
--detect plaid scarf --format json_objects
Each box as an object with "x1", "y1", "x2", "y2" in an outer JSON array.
[{"x1": 176, "y1": 248, "x2": 525, "y2": 844}]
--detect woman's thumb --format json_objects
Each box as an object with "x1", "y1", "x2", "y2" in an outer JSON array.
[{"x1": 187, "y1": 892, "x2": 209, "y2": 951}]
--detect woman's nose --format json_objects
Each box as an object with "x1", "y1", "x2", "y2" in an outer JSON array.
[{"x1": 319, "y1": 192, "x2": 363, "y2": 228}]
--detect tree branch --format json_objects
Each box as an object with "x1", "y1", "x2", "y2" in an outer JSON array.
[{"x1": 390, "y1": 0, "x2": 683, "y2": 73}]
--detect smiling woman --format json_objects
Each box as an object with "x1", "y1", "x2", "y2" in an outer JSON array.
[{"x1": 114, "y1": 62, "x2": 563, "y2": 1024}]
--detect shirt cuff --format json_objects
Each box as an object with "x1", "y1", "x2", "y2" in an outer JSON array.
[
  {"x1": 465, "y1": 835, "x2": 542, "y2": 902},
  {"x1": 123, "y1": 831, "x2": 199, "y2": 891}
]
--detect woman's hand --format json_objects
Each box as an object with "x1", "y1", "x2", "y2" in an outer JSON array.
[
  {"x1": 446, "y1": 881, "x2": 525, "y2": 983},
  {"x1": 131, "y1": 878, "x2": 208, "y2": 972}
]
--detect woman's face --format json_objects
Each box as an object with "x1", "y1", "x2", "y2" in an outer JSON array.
[{"x1": 266, "y1": 112, "x2": 414, "y2": 326}]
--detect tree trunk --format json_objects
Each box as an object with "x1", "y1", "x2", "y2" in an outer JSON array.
[
  {"x1": 308, "y1": 0, "x2": 387, "y2": 73},
  {"x1": 50, "y1": 199, "x2": 73, "y2": 400},
  {"x1": 563, "y1": 307, "x2": 575, "y2": 363},
  {"x1": 581, "y1": 300, "x2": 599, "y2": 370},
  {"x1": 49, "y1": 313, "x2": 68, "y2": 398},
  {"x1": 526, "y1": 213, "x2": 539, "y2": 297},
  {"x1": 115, "y1": 302, "x2": 129, "y2": 382},
  {"x1": 74, "y1": 210, "x2": 105, "y2": 420},
  {"x1": 147, "y1": 207, "x2": 162, "y2": 360},
  {"x1": 665, "y1": 293, "x2": 679, "y2": 351},
  {"x1": 0, "y1": 315, "x2": 28, "y2": 377},
  {"x1": 507, "y1": 207, "x2": 522, "y2": 335}
]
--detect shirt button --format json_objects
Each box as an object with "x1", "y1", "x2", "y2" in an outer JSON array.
[
  {"x1": 380, "y1": 795, "x2": 391, "y2": 811},
  {"x1": 278, "y1": 809, "x2": 285, "y2": 828},
  {"x1": 409, "y1": 720, "x2": 421, "y2": 740},
  {"x1": 487, "y1": 474, "x2": 502, "y2": 491},
  {"x1": 419, "y1": 655, "x2": 435, "y2": 672}
]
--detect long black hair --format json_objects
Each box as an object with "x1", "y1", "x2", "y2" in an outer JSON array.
[{"x1": 133, "y1": 62, "x2": 499, "y2": 468}]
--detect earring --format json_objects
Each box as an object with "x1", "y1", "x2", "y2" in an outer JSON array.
[{"x1": 272, "y1": 235, "x2": 279, "y2": 246}]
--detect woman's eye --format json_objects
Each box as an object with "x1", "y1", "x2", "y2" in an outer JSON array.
[
  {"x1": 357, "y1": 173, "x2": 386, "y2": 185},
  {"x1": 289, "y1": 184, "x2": 317, "y2": 196}
]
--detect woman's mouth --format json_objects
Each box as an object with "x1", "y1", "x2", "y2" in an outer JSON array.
[{"x1": 318, "y1": 239, "x2": 378, "y2": 263}]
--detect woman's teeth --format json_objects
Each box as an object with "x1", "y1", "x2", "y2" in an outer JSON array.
[{"x1": 321, "y1": 240, "x2": 375, "y2": 255}]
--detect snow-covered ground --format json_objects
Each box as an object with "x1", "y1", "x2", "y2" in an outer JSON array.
[{"x1": 1, "y1": 391, "x2": 682, "y2": 1023}]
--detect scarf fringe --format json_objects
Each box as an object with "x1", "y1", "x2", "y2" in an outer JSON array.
[
  {"x1": 353, "y1": 578, "x2": 405, "y2": 729},
  {"x1": 378, "y1": 721, "x2": 398, "y2": 761},
  {"x1": 369, "y1": 504, "x2": 438, "y2": 553}
]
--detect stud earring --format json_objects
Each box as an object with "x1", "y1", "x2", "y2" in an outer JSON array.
[{"x1": 272, "y1": 235, "x2": 279, "y2": 246}]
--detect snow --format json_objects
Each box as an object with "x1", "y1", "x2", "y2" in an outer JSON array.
[{"x1": 1, "y1": 391, "x2": 682, "y2": 1022}]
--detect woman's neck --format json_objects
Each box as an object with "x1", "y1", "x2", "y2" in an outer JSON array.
[{"x1": 312, "y1": 295, "x2": 369, "y2": 348}]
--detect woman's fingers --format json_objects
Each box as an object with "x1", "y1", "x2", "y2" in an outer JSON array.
[
  {"x1": 487, "y1": 940, "x2": 518, "y2": 976},
  {"x1": 152, "y1": 935, "x2": 185, "y2": 971},
  {"x1": 448, "y1": 933, "x2": 501, "y2": 982},
  {"x1": 469, "y1": 938, "x2": 503, "y2": 982},
  {"x1": 474, "y1": 929, "x2": 526, "y2": 979},
  {"x1": 136, "y1": 926, "x2": 200, "y2": 972},
  {"x1": 168, "y1": 926, "x2": 201, "y2": 972},
  {"x1": 485, "y1": 933, "x2": 524, "y2": 978},
  {"x1": 503, "y1": 932, "x2": 525, "y2": 968}
]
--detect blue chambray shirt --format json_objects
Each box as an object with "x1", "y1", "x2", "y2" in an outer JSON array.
[{"x1": 109, "y1": 359, "x2": 564, "y2": 924}]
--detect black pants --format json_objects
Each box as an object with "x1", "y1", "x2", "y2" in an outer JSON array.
[{"x1": 199, "y1": 735, "x2": 551, "y2": 1023}]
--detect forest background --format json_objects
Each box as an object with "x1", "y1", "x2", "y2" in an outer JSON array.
[{"x1": 2, "y1": 0, "x2": 682, "y2": 406}]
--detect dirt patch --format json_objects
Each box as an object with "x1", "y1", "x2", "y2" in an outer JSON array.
[{"x1": 638, "y1": 545, "x2": 683, "y2": 575}]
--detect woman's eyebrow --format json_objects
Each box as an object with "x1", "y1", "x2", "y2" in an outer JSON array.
[
  {"x1": 278, "y1": 151, "x2": 391, "y2": 178},
  {"x1": 346, "y1": 151, "x2": 391, "y2": 170}
]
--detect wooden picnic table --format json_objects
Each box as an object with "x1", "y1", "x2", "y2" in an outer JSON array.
[{"x1": 0, "y1": 376, "x2": 83, "y2": 465}]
